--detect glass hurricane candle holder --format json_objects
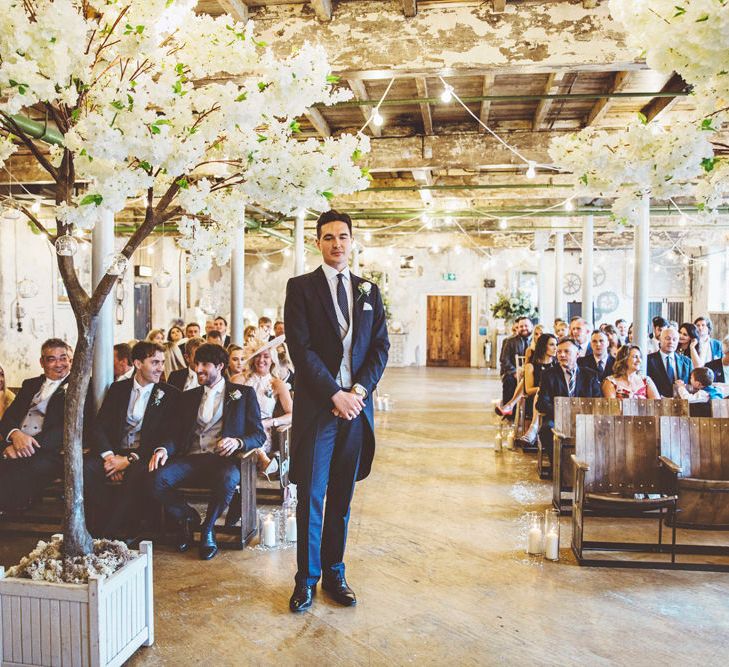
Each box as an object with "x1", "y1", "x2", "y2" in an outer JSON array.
[
  {"x1": 544, "y1": 509, "x2": 560, "y2": 561},
  {"x1": 55, "y1": 234, "x2": 79, "y2": 257},
  {"x1": 526, "y1": 511, "x2": 544, "y2": 556}
]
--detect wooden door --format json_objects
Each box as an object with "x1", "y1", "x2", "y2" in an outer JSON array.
[
  {"x1": 427, "y1": 295, "x2": 471, "y2": 367},
  {"x1": 134, "y1": 282, "x2": 152, "y2": 340}
]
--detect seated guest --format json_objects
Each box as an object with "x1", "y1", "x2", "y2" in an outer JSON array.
[
  {"x1": 516, "y1": 333, "x2": 557, "y2": 447},
  {"x1": 554, "y1": 320, "x2": 569, "y2": 339},
  {"x1": 113, "y1": 343, "x2": 134, "y2": 382},
  {"x1": 536, "y1": 337, "x2": 602, "y2": 470},
  {"x1": 275, "y1": 341, "x2": 296, "y2": 390},
  {"x1": 274, "y1": 320, "x2": 285, "y2": 338},
  {"x1": 84, "y1": 342, "x2": 179, "y2": 539},
  {"x1": 163, "y1": 326, "x2": 186, "y2": 378},
  {"x1": 578, "y1": 331, "x2": 615, "y2": 382},
  {"x1": 525, "y1": 324, "x2": 544, "y2": 365},
  {"x1": 627, "y1": 323, "x2": 634, "y2": 344},
  {"x1": 646, "y1": 316, "x2": 668, "y2": 354},
  {"x1": 676, "y1": 367, "x2": 725, "y2": 404},
  {"x1": 227, "y1": 345, "x2": 246, "y2": 380},
  {"x1": 212, "y1": 316, "x2": 231, "y2": 348},
  {"x1": 498, "y1": 316, "x2": 532, "y2": 414},
  {"x1": 231, "y1": 336, "x2": 292, "y2": 473},
  {"x1": 146, "y1": 328, "x2": 165, "y2": 345},
  {"x1": 0, "y1": 339, "x2": 91, "y2": 509},
  {"x1": 258, "y1": 316, "x2": 274, "y2": 342},
  {"x1": 185, "y1": 322, "x2": 201, "y2": 339},
  {"x1": 603, "y1": 324, "x2": 621, "y2": 357},
  {"x1": 167, "y1": 337, "x2": 204, "y2": 392},
  {"x1": 148, "y1": 343, "x2": 266, "y2": 560},
  {"x1": 569, "y1": 318, "x2": 591, "y2": 357},
  {"x1": 706, "y1": 334, "x2": 729, "y2": 384},
  {"x1": 0, "y1": 363, "x2": 16, "y2": 420},
  {"x1": 615, "y1": 318, "x2": 629, "y2": 345},
  {"x1": 206, "y1": 329, "x2": 224, "y2": 346},
  {"x1": 678, "y1": 322, "x2": 703, "y2": 369},
  {"x1": 204, "y1": 319, "x2": 215, "y2": 336},
  {"x1": 499, "y1": 325, "x2": 545, "y2": 416},
  {"x1": 602, "y1": 345, "x2": 660, "y2": 399},
  {"x1": 694, "y1": 315, "x2": 722, "y2": 363},
  {"x1": 244, "y1": 325, "x2": 258, "y2": 345},
  {"x1": 647, "y1": 327, "x2": 693, "y2": 398}
]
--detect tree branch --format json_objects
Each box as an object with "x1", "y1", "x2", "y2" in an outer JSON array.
[
  {"x1": 0, "y1": 113, "x2": 59, "y2": 180},
  {"x1": 19, "y1": 205, "x2": 57, "y2": 242}
]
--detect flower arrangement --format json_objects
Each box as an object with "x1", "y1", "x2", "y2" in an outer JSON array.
[{"x1": 490, "y1": 290, "x2": 538, "y2": 322}]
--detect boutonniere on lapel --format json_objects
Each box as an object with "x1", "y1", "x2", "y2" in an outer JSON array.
[
  {"x1": 357, "y1": 281, "x2": 372, "y2": 301},
  {"x1": 152, "y1": 388, "x2": 164, "y2": 407},
  {"x1": 228, "y1": 389, "x2": 242, "y2": 402}
]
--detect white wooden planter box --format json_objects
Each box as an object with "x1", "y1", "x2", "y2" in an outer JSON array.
[{"x1": 0, "y1": 541, "x2": 154, "y2": 667}]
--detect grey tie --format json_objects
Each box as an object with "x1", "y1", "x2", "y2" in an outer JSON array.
[
  {"x1": 336, "y1": 274, "x2": 350, "y2": 328},
  {"x1": 567, "y1": 369, "x2": 576, "y2": 397},
  {"x1": 597, "y1": 360, "x2": 604, "y2": 375}
]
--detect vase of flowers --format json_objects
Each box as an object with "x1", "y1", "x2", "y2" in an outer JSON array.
[{"x1": 490, "y1": 290, "x2": 538, "y2": 325}]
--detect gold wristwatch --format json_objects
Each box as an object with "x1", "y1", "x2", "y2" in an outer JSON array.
[{"x1": 352, "y1": 383, "x2": 368, "y2": 400}]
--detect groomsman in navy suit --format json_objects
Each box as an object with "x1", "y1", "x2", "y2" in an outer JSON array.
[
  {"x1": 647, "y1": 327, "x2": 693, "y2": 398},
  {"x1": 84, "y1": 341, "x2": 179, "y2": 539},
  {"x1": 284, "y1": 210, "x2": 389, "y2": 612},
  {"x1": 148, "y1": 343, "x2": 265, "y2": 560}
]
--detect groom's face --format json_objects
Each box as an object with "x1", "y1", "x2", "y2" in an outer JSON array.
[{"x1": 317, "y1": 220, "x2": 352, "y2": 270}]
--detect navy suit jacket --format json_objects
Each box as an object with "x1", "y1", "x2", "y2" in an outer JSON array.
[
  {"x1": 647, "y1": 351, "x2": 693, "y2": 398},
  {"x1": 91, "y1": 378, "x2": 179, "y2": 459},
  {"x1": 536, "y1": 365, "x2": 602, "y2": 422},
  {"x1": 284, "y1": 266, "x2": 390, "y2": 483},
  {"x1": 166, "y1": 368, "x2": 189, "y2": 392},
  {"x1": 708, "y1": 338, "x2": 722, "y2": 360},
  {"x1": 578, "y1": 354, "x2": 615, "y2": 383},
  {"x1": 168, "y1": 380, "x2": 265, "y2": 457},
  {"x1": 0, "y1": 375, "x2": 93, "y2": 456},
  {"x1": 706, "y1": 358, "x2": 727, "y2": 384}
]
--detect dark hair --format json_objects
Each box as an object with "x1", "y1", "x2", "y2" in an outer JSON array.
[
  {"x1": 316, "y1": 209, "x2": 353, "y2": 238},
  {"x1": 652, "y1": 316, "x2": 669, "y2": 328},
  {"x1": 534, "y1": 333, "x2": 557, "y2": 363},
  {"x1": 515, "y1": 316, "x2": 531, "y2": 324},
  {"x1": 557, "y1": 337, "x2": 579, "y2": 349},
  {"x1": 184, "y1": 337, "x2": 205, "y2": 357},
  {"x1": 613, "y1": 345, "x2": 641, "y2": 377},
  {"x1": 132, "y1": 341, "x2": 165, "y2": 362},
  {"x1": 258, "y1": 316, "x2": 272, "y2": 325},
  {"x1": 591, "y1": 329, "x2": 607, "y2": 340},
  {"x1": 693, "y1": 315, "x2": 713, "y2": 333},
  {"x1": 207, "y1": 330, "x2": 223, "y2": 341},
  {"x1": 691, "y1": 367, "x2": 714, "y2": 388},
  {"x1": 274, "y1": 320, "x2": 284, "y2": 328},
  {"x1": 113, "y1": 343, "x2": 132, "y2": 364},
  {"x1": 185, "y1": 322, "x2": 200, "y2": 332},
  {"x1": 167, "y1": 326, "x2": 184, "y2": 342},
  {"x1": 615, "y1": 319, "x2": 627, "y2": 326},
  {"x1": 214, "y1": 316, "x2": 227, "y2": 326},
  {"x1": 41, "y1": 338, "x2": 72, "y2": 355},
  {"x1": 678, "y1": 322, "x2": 702, "y2": 355},
  {"x1": 194, "y1": 342, "x2": 228, "y2": 367}
]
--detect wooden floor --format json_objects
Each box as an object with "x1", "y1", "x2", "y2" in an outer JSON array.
[{"x1": 2, "y1": 367, "x2": 729, "y2": 665}]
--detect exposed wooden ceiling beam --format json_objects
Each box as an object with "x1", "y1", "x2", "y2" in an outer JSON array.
[
  {"x1": 415, "y1": 78, "x2": 434, "y2": 136},
  {"x1": 586, "y1": 71, "x2": 629, "y2": 126},
  {"x1": 401, "y1": 0, "x2": 417, "y2": 18},
  {"x1": 310, "y1": 0, "x2": 332, "y2": 21},
  {"x1": 217, "y1": 0, "x2": 249, "y2": 22},
  {"x1": 532, "y1": 73, "x2": 567, "y2": 131},
  {"x1": 640, "y1": 73, "x2": 690, "y2": 123},
  {"x1": 304, "y1": 108, "x2": 331, "y2": 137},
  {"x1": 478, "y1": 73, "x2": 495, "y2": 133},
  {"x1": 346, "y1": 79, "x2": 381, "y2": 137},
  {"x1": 492, "y1": 0, "x2": 506, "y2": 11}
]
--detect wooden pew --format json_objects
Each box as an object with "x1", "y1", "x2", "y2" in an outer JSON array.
[
  {"x1": 571, "y1": 415, "x2": 680, "y2": 569},
  {"x1": 660, "y1": 416, "x2": 729, "y2": 530},
  {"x1": 710, "y1": 399, "x2": 729, "y2": 417}
]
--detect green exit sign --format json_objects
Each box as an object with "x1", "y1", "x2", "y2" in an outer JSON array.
[{"x1": 441, "y1": 272, "x2": 457, "y2": 281}]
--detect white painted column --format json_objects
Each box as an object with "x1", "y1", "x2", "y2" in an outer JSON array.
[
  {"x1": 632, "y1": 194, "x2": 650, "y2": 370},
  {"x1": 294, "y1": 214, "x2": 305, "y2": 276},
  {"x1": 582, "y1": 215, "x2": 594, "y2": 327},
  {"x1": 92, "y1": 209, "x2": 114, "y2": 412},
  {"x1": 554, "y1": 231, "x2": 565, "y2": 322},
  {"x1": 537, "y1": 251, "x2": 551, "y2": 326},
  {"x1": 351, "y1": 243, "x2": 360, "y2": 273},
  {"x1": 230, "y1": 220, "x2": 245, "y2": 345}
]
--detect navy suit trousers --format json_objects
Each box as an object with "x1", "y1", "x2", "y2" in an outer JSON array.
[
  {"x1": 296, "y1": 412, "x2": 363, "y2": 586},
  {"x1": 0, "y1": 454, "x2": 63, "y2": 510}
]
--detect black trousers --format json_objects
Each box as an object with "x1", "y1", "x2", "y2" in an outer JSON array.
[
  {"x1": 539, "y1": 419, "x2": 555, "y2": 464},
  {"x1": 501, "y1": 373, "x2": 517, "y2": 405},
  {"x1": 0, "y1": 454, "x2": 63, "y2": 510},
  {"x1": 295, "y1": 412, "x2": 363, "y2": 586}
]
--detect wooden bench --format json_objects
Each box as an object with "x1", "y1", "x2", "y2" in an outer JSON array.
[
  {"x1": 660, "y1": 416, "x2": 729, "y2": 530},
  {"x1": 255, "y1": 424, "x2": 292, "y2": 505},
  {"x1": 710, "y1": 399, "x2": 729, "y2": 417},
  {"x1": 571, "y1": 415, "x2": 680, "y2": 569}
]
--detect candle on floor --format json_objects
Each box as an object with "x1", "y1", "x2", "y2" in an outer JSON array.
[
  {"x1": 526, "y1": 511, "x2": 543, "y2": 555},
  {"x1": 286, "y1": 513, "x2": 297, "y2": 542},
  {"x1": 262, "y1": 514, "x2": 277, "y2": 547},
  {"x1": 545, "y1": 531, "x2": 559, "y2": 560}
]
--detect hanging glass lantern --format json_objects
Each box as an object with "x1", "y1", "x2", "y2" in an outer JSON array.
[
  {"x1": 55, "y1": 233, "x2": 79, "y2": 257},
  {"x1": 17, "y1": 278, "x2": 39, "y2": 299},
  {"x1": 105, "y1": 252, "x2": 129, "y2": 276},
  {"x1": 154, "y1": 269, "x2": 173, "y2": 288}
]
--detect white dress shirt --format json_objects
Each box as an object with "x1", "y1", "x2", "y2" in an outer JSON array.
[
  {"x1": 699, "y1": 339, "x2": 713, "y2": 365},
  {"x1": 191, "y1": 377, "x2": 226, "y2": 455},
  {"x1": 183, "y1": 368, "x2": 199, "y2": 391},
  {"x1": 101, "y1": 378, "x2": 155, "y2": 458},
  {"x1": 321, "y1": 263, "x2": 354, "y2": 389},
  {"x1": 115, "y1": 368, "x2": 134, "y2": 382},
  {"x1": 7, "y1": 375, "x2": 67, "y2": 442}
]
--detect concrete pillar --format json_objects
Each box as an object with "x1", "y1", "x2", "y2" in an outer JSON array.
[
  {"x1": 554, "y1": 231, "x2": 565, "y2": 322},
  {"x1": 230, "y1": 220, "x2": 245, "y2": 346},
  {"x1": 92, "y1": 209, "x2": 114, "y2": 412},
  {"x1": 633, "y1": 194, "x2": 650, "y2": 370},
  {"x1": 294, "y1": 214, "x2": 305, "y2": 276},
  {"x1": 537, "y1": 251, "x2": 551, "y2": 326},
  {"x1": 582, "y1": 215, "x2": 594, "y2": 327}
]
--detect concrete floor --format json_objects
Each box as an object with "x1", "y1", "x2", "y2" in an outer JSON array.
[{"x1": 3, "y1": 367, "x2": 729, "y2": 665}]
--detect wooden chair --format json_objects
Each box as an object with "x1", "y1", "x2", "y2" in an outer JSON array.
[
  {"x1": 571, "y1": 415, "x2": 680, "y2": 569},
  {"x1": 660, "y1": 416, "x2": 729, "y2": 531},
  {"x1": 256, "y1": 424, "x2": 292, "y2": 505}
]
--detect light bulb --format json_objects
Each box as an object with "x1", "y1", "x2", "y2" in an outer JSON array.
[
  {"x1": 564, "y1": 199, "x2": 575, "y2": 212},
  {"x1": 444, "y1": 216, "x2": 454, "y2": 226},
  {"x1": 499, "y1": 218, "x2": 508, "y2": 229},
  {"x1": 364, "y1": 231, "x2": 372, "y2": 242},
  {"x1": 387, "y1": 247, "x2": 394, "y2": 255},
  {"x1": 526, "y1": 161, "x2": 536, "y2": 179},
  {"x1": 31, "y1": 200, "x2": 41, "y2": 214},
  {"x1": 440, "y1": 85, "x2": 453, "y2": 103},
  {"x1": 682, "y1": 255, "x2": 690, "y2": 265},
  {"x1": 454, "y1": 245, "x2": 462, "y2": 255},
  {"x1": 372, "y1": 110, "x2": 384, "y2": 127},
  {"x1": 262, "y1": 259, "x2": 271, "y2": 269},
  {"x1": 146, "y1": 245, "x2": 154, "y2": 255},
  {"x1": 431, "y1": 244, "x2": 440, "y2": 253},
  {"x1": 283, "y1": 247, "x2": 291, "y2": 257},
  {"x1": 679, "y1": 215, "x2": 688, "y2": 227}
]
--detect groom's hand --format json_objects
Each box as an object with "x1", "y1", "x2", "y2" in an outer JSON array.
[{"x1": 331, "y1": 390, "x2": 365, "y2": 420}]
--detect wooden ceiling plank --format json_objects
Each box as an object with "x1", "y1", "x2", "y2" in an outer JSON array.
[
  {"x1": 310, "y1": 0, "x2": 333, "y2": 21},
  {"x1": 586, "y1": 71, "x2": 629, "y2": 126},
  {"x1": 217, "y1": 0, "x2": 249, "y2": 22},
  {"x1": 415, "y1": 77, "x2": 434, "y2": 136},
  {"x1": 347, "y1": 79, "x2": 381, "y2": 137},
  {"x1": 478, "y1": 73, "x2": 495, "y2": 133},
  {"x1": 532, "y1": 73, "x2": 566, "y2": 130},
  {"x1": 401, "y1": 0, "x2": 417, "y2": 18},
  {"x1": 304, "y1": 108, "x2": 331, "y2": 137},
  {"x1": 640, "y1": 73, "x2": 689, "y2": 123},
  {"x1": 493, "y1": 0, "x2": 506, "y2": 12}
]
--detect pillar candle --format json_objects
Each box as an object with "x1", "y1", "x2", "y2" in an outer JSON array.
[
  {"x1": 286, "y1": 514, "x2": 297, "y2": 542},
  {"x1": 262, "y1": 516, "x2": 276, "y2": 547},
  {"x1": 527, "y1": 527, "x2": 543, "y2": 554},
  {"x1": 545, "y1": 531, "x2": 559, "y2": 560}
]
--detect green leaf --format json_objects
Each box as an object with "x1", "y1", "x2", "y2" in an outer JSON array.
[
  {"x1": 136, "y1": 25, "x2": 145, "y2": 34},
  {"x1": 701, "y1": 157, "x2": 717, "y2": 172},
  {"x1": 361, "y1": 167, "x2": 372, "y2": 181},
  {"x1": 327, "y1": 166, "x2": 335, "y2": 176},
  {"x1": 326, "y1": 74, "x2": 340, "y2": 84},
  {"x1": 351, "y1": 148, "x2": 362, "y2": 161},
  {"x1": 257, "y1": 82, "x2": 269, "y2": 92},
  {"x1": 79, "y1": 194, "x2": 103, "y2": 206},
  {"x1": 701, "y1": 118, "x2": 715, "y2": 131},
  {"x1": 175, "y1": 63, "x2": 185, "y2": 76},
  {"x1": 138, "y1": 160, "x2": 152, "y2": 171},
  {"x1": 173, "y1": 80, "x2": 183, "y2": 95},
  {"x1": 579, "y1": 174, "x2": 589, "y2": 185},
  {"x1": 150, "y1": 124, "x2": 161, "y2": 135},
  {"x1": 695, "y1": 14, "x2": 709, "y2": 22},
  {"x1": 71, "y1": 108, "x2": 80, "y2": 122},
  {"x1": 247, "y1": 151, "x2": 255, "y2": 164},
  {"x1": 111, "y1": 100, "x2": 125, "y2": 110},
  {"x1": 673, "y1": 6, "x2": 686, "y2": 17},
  {"x1": 235, "y1": 92, "x2": 247, "y2": 102},
  {"x1": 166, "y1": 0, "x2": 174, "y2": 6},
  {"x1": 176, "y1": 177, "x2": 189, "y2": 190},
  {"x1": 321, "y1": 191, "x2": 334, "y2": 201},
  {"x1": 256, "y1": 133, "x2": 268, "y2": 143},
  {"x1": 697, "y1": 202, "x2": 706, "y2": 211},
  {"x1": 253, "y1": 39, "x2": 267, "y2": 47},
  {"x1": 637, "y1": 112, "x2": 648, "y2": 124},
  {"x1": 289, "y1": 120, "x2": 301, "y2": 134}
]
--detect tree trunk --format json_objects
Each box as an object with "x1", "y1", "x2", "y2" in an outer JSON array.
[{"x1": 62, "y1": 313, "x2": 97, "y2": 557}]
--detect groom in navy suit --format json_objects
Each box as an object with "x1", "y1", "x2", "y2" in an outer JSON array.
[{"x1": 284, "y1": 210, "x2": 389, "y2": 612}]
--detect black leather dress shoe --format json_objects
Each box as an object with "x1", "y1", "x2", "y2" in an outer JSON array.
[
  {"x1": 289, "y1": 584, "x2": 315, "y2": 612},
  {"x1": 176, "y1": 517, "x2": 195, "y2": 553},
  {"x1": 322, "y1": 575, "x2": 357, "y2": 607},
  {"x1": 199, "y1": 528, "x2": 219, "y2": 560}
]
